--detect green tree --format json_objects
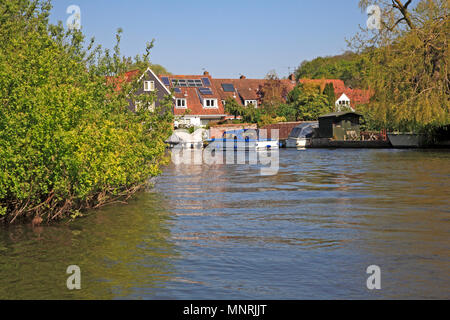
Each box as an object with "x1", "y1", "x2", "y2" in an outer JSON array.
[
  {"x1": 295, "y1": 51, "x2": 368, "y2": 87},
  {"x1": 278, "y1": 84, "x2": 333, "y2": 121},
  {"x1": 0, "y1": 0, "x2": 173, "y2": 223},
  {"x1": 224, "y1": 97, "x2": 243, "y2": 119},
  {"x1": 323, "y1": 82, "x2": 336, "y2": 107},
  {"x1": 353, "y1": 0, "x2": 449, "y2": 132}
]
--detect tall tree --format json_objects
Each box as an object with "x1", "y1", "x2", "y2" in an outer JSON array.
[
  {"x1": 260, "y1": 70, "x2": 289, "y2": 114},
  {"x1": 224, "y1": 97, "x2": 243, "y2": 119},
  {"x1": 353, "y1": 0, "x2": 449, "y2": 131},
  {"x1": 323, "y1": 83, "x2": 336, "y2": 108}
]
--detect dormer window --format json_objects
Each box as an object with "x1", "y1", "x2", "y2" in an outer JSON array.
[
  {"x1": 176, "y1": 98, "x2": 187, "y2": 108},
  {"x1": 245, "y1": 100, "x2": 258, "y2": 108},
  {"x1": 144, "y1": 81, "x2": 155, "y2": 92},
  {"x1": 203, "y1": 99, "x2": 218, "y2": 109}
]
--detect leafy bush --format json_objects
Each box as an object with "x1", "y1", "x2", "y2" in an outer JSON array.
[
  {"x1": 0, "y1": 1, "x2": 173, "y2": 223},
  {"x1": 274, "y1": 84, "x2": 333, "y2": 121}
]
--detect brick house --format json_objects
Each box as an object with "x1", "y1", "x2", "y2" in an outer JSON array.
[
  {"x1": 212, "y1": 75, "x2": 297, "y2": 109},
  {"x1": 116, "y1": 68, "x2": 371, "y2": 127}
]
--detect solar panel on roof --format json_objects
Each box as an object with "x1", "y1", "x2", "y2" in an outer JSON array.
[
  {"x1": 174, "y1": 88, "x2": 181, "y2": 93},
  {"x1": 202, "y1": 77, "x2": 211, "y2": 86},
  {"x1": 172, "y1": 79, "x2": 187, "y2": 87},
  {"x1": 172, "y1": 79, "x2": 202, "y2": 87},
  {"x1": 222, "y1": 83, "x2": 235, "y2": 92},
  {"x1": 199, "y1": 87, "x2": 213, "y2": 95},
  {"x1": 161, "y1": 77, "x2": 170, "y2": 86}
]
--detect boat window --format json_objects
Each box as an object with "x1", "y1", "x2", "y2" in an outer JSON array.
[{"x1": 242, "y1": 131, "x2": 258, "y2": 140}]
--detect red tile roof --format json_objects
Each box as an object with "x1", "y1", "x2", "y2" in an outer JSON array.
[
  {"x1": 300, "y1": 78, "x2": 372, "y2": 108},
  {"x1": 109, "y1": 70, "x2": 372, "y2": 116},
  {"x1": 159, "y1": 74, "x2": 226, "y2": 117},
  {"x1": 212, "y1": 78, "x2": 296, "y2": 105},
  {"x1": 106, "y1": 69, "x2": 141, "y2": 91}
]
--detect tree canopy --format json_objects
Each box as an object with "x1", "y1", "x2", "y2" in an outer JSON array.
[
  {"x1": 0, "y1": 0, "x2": 173, "y2": 223},
  {"x1": 353, "y1": 0, "x2": 449, "y2": 132},
  {"x1": 295, "y1": 51, "x2": 368, "y2": 88}
]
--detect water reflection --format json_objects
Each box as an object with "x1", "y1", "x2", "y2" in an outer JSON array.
[
  {"x1": 0, "y1": 192, "x2": 176, "y2": 299},
  {"x1": 0, "y1": 149, "x2": 449, "y2": 299},
  {"x1": 159, "y1": 149, "x2": 450, "y2": 299}
]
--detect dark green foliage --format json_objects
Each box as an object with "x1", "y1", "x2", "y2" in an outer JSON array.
[
  {"x1": 295, "y1": 51, "x2": 368, "y2": 87},
  {"x1": 224, "y1": 98, "x2": 243, "y2": 120},
  {"x1": 275, "y1": 84, "x2": 333, "y2": 121},
  {"x1": 323, "y1": 83, "x2": 336, "y2": 107}
]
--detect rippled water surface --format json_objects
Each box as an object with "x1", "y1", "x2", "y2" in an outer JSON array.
[{"x1": 0, "y1": 149, "x2": 449, "y2": 299}]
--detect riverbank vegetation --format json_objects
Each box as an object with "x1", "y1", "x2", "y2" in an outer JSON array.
[
  {"x1": 296, "y1": 0, "x2": 449, "y2": 133},
  {"x1": 0, "y1": 0, "x2": 173, "y2": 224},
  {"x1": 354, "y1": 0, "x2": 449, "y2": 133}
]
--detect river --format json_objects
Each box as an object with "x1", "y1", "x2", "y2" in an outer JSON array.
[{"x1": 0, "y1": 149, "x2": 449, "y2": 299}]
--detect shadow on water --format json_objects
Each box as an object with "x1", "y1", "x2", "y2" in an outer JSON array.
[{"x1": 0, "y1": 192, "x2": 177, "y2": 299}]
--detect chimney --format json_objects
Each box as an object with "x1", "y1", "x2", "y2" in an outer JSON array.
[
  {"x1": 288, "y1": 74, "x2": 296, "y2": 81},
  {"x1": 203, "y1": 71, "x2": 209, "y2": 76},
  {"x1": 240, "y1": 75, "x2": 246, "y2": 79}
]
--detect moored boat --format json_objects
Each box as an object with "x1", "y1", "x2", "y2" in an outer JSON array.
[
  {"x1": 208, "y1": 129, "x2": 279, "y2": 151},
  {"x1": 286, "y1": 122, "x2": 318, "y2": 149},
  {"x1": 387, "y1": 133, "x2": 425, "y2": 148}
]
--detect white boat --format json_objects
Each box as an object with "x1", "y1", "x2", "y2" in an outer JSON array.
[
  {"x1": 387, "y1": 133, "x2": 425, "y2": 148},
  {"x1": 208, "y1": 129, "x2": 279, "y2": 151},
  {"x1": 166, "y1": 129, "x2": 206, "y2": 149},
  {"x1": 255, "y1": 140, "x2": 280, "y2": 150},
  {"x1": 286, "y1": 122, "x2": 318, "y2": 149}
]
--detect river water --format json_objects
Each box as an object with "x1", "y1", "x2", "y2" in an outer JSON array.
[{"x1": 0, "y1": 149, "x2": 449, "y2": 299}]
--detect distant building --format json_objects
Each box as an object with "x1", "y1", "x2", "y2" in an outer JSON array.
[
  {"x1": 299, "y1": 79, "x2": 372, "y2": 111},
  {"x1": 318, "y1": 111, "x2": 362, "y2": 141},
  {"x1": 161, "y1": 71, "x2": 296, "y2": 128},
  {"x1": 335, "y1": 93, "x2": 352, "y2": 111},
  {"x1": 159, "y1": 71, "x2": 228, "y2": 127},
  {"x1": 111, "y1": 68, "x2": 372, "y2": 128},
  {"x1": 212, "y1": 75, "x2": 296, "y2": 109},
  {"x1": 106, "y1": 67, "x2": 172, "y2": 112}
]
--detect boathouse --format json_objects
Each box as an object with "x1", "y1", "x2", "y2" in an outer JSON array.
[{"x1": 318, "y1": 111, "x2": 362, "y2": 141}]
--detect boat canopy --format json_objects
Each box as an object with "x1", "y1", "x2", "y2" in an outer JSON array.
[
  {"x1": 167, "y1": 129, "x2": 205, "y2": 144},
  {"x1": 222, "y1": 129, "x2": 259, "y2": 141},
  {"x1": 289, "y1": 122, "x2": 318, "y2": 139}
]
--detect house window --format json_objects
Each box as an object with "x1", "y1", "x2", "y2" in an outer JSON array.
[
  {"x1": 176, "y1": 98, "x2": 187, "y2": 108},
  {"x1": 203, "y1": 99, "x2": 218, "y2": 109},
  {"x1": 144, "y1": 81, "x2": 155, "y2": 92},
  {"x1": 245, "y1": 100, "x2": 258, "y2": 108}
]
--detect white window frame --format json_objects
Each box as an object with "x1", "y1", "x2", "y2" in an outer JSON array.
[
  {"x1": 176, "y1": 98, "x2": 187, "y2": 109},
  {"x1": 245, "y1": 100, "x2": 258, "y2": 108},
  {"x1": 203, "y1": 99, "x2": 218, "y2": 109},
  {"x1": 144, "y1": 80, "x2": 155, "y2": 92}
]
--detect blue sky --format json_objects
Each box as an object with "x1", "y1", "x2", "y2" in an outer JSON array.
[{"x1": 50, "y1": 0, "x2": 368, "y2": 78}]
